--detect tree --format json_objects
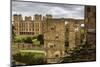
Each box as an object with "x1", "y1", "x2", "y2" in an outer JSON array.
[
  {"x1": 32, "y1": 39, "x2": 40, "y2": 45},
  {"x1": 24, "y1": 37, "x2": 32, "y2": 43},
  {"x1": 37, "y1": 34, "x2": 44, "y2": 44},
  {"x1": 12, "y1": 25, "x2": 16, "y2": 41}
]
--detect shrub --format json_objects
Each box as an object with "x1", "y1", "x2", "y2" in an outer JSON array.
[
  {"x1": 37, "y1": 34, "x2": 44, "y2": 44},
  {"x1": 32, "y1": 39, "x2": 40, "y2": 45},
  {"x1": 13, "y1": 52, "x2": 45, "y2": 65}
]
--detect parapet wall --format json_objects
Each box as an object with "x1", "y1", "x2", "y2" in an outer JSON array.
[{"x1": 13, "y1": 14, "x2": 53, "y2": 22}]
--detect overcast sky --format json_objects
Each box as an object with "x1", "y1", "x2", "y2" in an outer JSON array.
[{"x1": 12, "y1": 1, "x2": 84, "y2": 19}]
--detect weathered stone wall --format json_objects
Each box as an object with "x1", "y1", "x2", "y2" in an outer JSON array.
[
  {"x1": 68, "y1": 22, "x2": 76, "y2": 50},
  {"x1": 75, "y1": 24, "x2": 81, "y2": 46},
  {"x1": 65, "y1": 20, "x2": 81, "y2": 50},
  {"x1": 44, "y1": 19, "x2": 65, "y2": 63},
  {"x1": 85, "y1": 6, "x2": 96, "y2": 49}
]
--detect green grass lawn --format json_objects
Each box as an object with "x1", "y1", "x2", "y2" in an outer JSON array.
[{"x1": 19, "y1": 50, "x2": 45, "y2": 54}]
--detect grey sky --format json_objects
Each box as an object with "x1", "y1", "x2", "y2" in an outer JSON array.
[{"x1": 12, "y1": 1, "x2": 84, "y2": 19}]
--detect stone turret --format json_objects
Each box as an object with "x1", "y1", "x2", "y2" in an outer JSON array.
[
  {"x1": 34, "y1": 14, "x2": 42, "y2": 21},
  {"x1": 46, "y1": 14, "x2": 52, "y2": 19},
  {"x1": 13, "y1": 14, "x2": 23, "y2": 22},
  {"x1": 44, "y1": 19, "x2": 65, "y2": 63},
  {"x1": 85, "y1": 6, "x2": 96, "y2": 49},
  {"x1": 13, "y1": 14, "x2": 23, "y2": 35},
  {"x1": 25, "y1": 16, "x2": 32, "y2": 21}
]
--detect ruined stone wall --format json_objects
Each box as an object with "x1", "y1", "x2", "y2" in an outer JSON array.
[
  {"x1": 44, "y1": 19, "x2": 65, "y2": 63},
  {"x1": 68, "y1": 22, "x2": 76, "y2": 50},
  {"x1": 75, "y1": 24, "x2": 81, "y2": 46},
  {"x1": 65, "y1": 20, "x2": 81, "y2": 50},
  {"x1": 85, "y1": 6, "x2": 96, "y2": 49}
]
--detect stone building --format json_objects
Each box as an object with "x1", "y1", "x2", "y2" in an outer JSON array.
[
  {"x1": 44, "y1": 19, "x2": 65, "y2": 63},
  {"x1": 43, "y1": 18, "x2": 82, "y2": 63},
  {"x1": 13, "y1": 14, "x2": 54, "y2": 37},
  {"x1": 65, "y1": 19, "x2": 81, "y2": 51},
  {"x1": 68, "y1": 20, "x2": 80, "y2": 49},
  {"x1": 33, "y1": 14, "x2": 43, "y2": 36},
  {"x1": 85, "y1": 6, "x2": 96, "y2": 49},
  {"x1": 13, "y1": 14, "x2": 43, "y2": 37}
]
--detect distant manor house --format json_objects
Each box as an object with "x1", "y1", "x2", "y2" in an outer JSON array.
[{"x1": 13, "y1": 14, "x2": 83, "y2": 36}]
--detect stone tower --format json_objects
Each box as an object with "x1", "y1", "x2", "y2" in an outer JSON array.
[
  {"x1": 65, "y1": 19, "x2": 81, "y2": 51},
  {"x1": 85, "y1": 6, "x2": 96, "y2": 49},
  {"x1": 68, "y1": 20, "x2": 76, "y2": 50},
  {"x1": 34, "y1": 14, "x2": 43, "y2": 36},
  {"x1": 23, "y1": 16, "x2": 34, "y2": 36},
  {"x1": 44, "y1": 19, "x2": 65, "y2": 63},
  {"x1": 13, "y1": 14, "x2": 23, "y2": 35},
  {"x1": 75, "y1": 24, "x2": 81, "y2": 46}
]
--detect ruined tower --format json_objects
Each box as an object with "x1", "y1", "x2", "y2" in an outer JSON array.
[
  {"x1": 85, "y1": 6, "x2": 96, "y2": 49},
  {"x1": 65, "y1": 19, "x2": 81, "y2": 51},
  {"x1": 68, "y1": 20, "x2": 76, "y2": 50},
  {"x1": 44, "y1": 19, "x2": 65, "y2": 63}
]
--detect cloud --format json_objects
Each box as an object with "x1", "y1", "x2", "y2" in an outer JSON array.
[
  {"x1": 12, "y1": 1, "x2": 84, "y2": 19},
  {"x1": 46, "y1": 7, "x2": 68, "y2": 15}
]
